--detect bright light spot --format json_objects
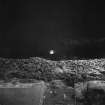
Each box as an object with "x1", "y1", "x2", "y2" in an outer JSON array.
[{"x1": 49, "y1": 50, "x2": 55, "y2": 55}]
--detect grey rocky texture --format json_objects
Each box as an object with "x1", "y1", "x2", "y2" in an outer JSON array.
[
  {"x1": 0, "y1": 57, "x2": 105, "y2": 105},
  {"x1": 0, "y1": 57, "x2": 105, "y2": 83}
]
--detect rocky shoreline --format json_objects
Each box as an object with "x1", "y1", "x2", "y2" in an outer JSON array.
[
  {"x1": 0, "y1": 57, "x2": 105, "y2": 82},
  {"x1": 0, "y1": 57, "x2": 105, "y2": 105}
]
